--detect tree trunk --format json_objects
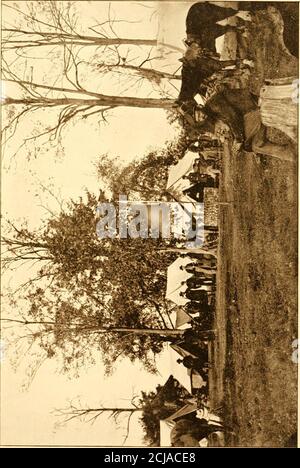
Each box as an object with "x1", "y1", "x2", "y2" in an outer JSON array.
[
  {"x1": 3, "y1": 77, "x2": 177, "y2": 109},
  {"x1": 79, "y1": 407, "x2": 142, "y2": 412},
  {"x1": 3, "y1": 29, "x2": 158, "y2": 48},
  {"x1": 1, "y1": 318, "x2": 185, "y2": 336},
  {"x1": 4, "y1": 96, "x2": 176, "y2": 110},
  {"x1": 95, "y1": 327, "x2": 184, "y2": 336}
]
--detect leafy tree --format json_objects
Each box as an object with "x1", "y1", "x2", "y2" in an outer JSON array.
[
  {"x1": 2, "y1": 188, "x2": 181, "y2": 378},
  {"x1": 95, "y1": 135, "x2": 190, "y2": 201}
]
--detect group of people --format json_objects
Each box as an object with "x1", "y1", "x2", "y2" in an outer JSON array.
[
  {"x1": 182, "y1": 139, "x2": 221, "y2": 203},
  {"x1": 173, "y1": 328, "x2": 211, "y2": 384},
  {"x1": 179, "y1": 252, "x2": 216, "y2": 310},
  {"x1": 180, "y1": 254, "x2": 216, "y2": 296}
]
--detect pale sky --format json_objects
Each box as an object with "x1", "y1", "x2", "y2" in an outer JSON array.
[{"x1": 0, "y1": 0, "x2": 195, "y2": 447}]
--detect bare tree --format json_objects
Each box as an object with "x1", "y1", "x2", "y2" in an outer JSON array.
[
  {"x1": 1, "y1": 46, "x2": 178, "y2": 159},
  {"x1": 56, "y1": 398, "x2": 143, "y2": 445},
  {"x1": 55, "y1": 376, "x2": 190, "y2": 445},
  {"x1": 2, "y1": 2, "x2": 158, "y2": 51},
  {"x1": 57, "y1": 400, "x2": 142, "y2": 425},
  {"x1": 2, "y1": 2, "x2": 183, "y2": 160}
]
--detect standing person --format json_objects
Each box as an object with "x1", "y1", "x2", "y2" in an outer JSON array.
[
  {"x1": 200, "y1": 147, "x2": 221, "y2": 161},
  {"x1": 177, "y1": 355, "x2": 209, "y2": 371},
  {"x1": 182, "y1": 171, "x2": 201, "y2": 184},
  {"x1": 180, "y1": 289, "x2": 209, "y2": 303},
  {"x1": 188, "y1": 136, "x2": 221, "y2": 152},
  {"x1": 181, "y1": 276, "x2": 213, "y2": 289},
  {"x1": 198, "y1": 137, "x2": 221, "y2": 150},
  {"x1": 182, "y1": 171, "x2": 215, "y2": 186},
  {"x1": 184, "y1": 301, "x2": 212, "y2": 316},
  {"x1": 180, "y1": 253, "x2": 216, "y2": 267},
  {"x1": 183, "y1": 182, "x2": 204, "y2": 203},
  {"x1": 197, "y1": 255, "x2": 217, "y2": 269},
  {"x1": 176, "y1": 356, "x2": 209, "y2": 383},
  {"x1": 180, "y1": 263, "x2": 216, "y2": 276},
  {"x1": 196, "y1": 154, "x2": 220, "y2": 180},
  {"x1": 182, "y1": 175, "x2": 215, "y2": 203},
  {"x1": 179, "y1": 250, "x2": 217, "y2": 269}
]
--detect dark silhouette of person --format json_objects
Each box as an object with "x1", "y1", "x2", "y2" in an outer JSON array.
[
  {"x1": 180, "y1": 263, "x2": 215, "y2": 276},
  {"x1": 181, "y1": 277, "x2": 212, "y2": 289},
  {"x1": 180, "y1": 289, "x2": 209, "y2": 303},
  {"x1": 177, "y1": 355, "x2": 209, "y2": 370},
  {"x1": 182, "y1": 171, "x2": 216, "y2": 203},
  {"x1": 183, "y1": 184, "x2": 204, "y2": 203},
  {"x1": 184, "y1": 301, "x2": 212, "y2": 316},
  {"x1": 180, "y1": 253, "x2": 217, "y2": 267},
  {"x1": 177, "y1": 355, "x2": 209, "y2": 383},
  {"x1": 185, "y1": 2, "x2": 245, "y2": 53}
]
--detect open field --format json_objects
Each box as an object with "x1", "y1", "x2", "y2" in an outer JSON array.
[{"x1": 212, "y1": 139, "x2": 298, "y2": 448}]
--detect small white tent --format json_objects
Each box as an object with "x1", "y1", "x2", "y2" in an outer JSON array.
[
  {"x1": 166, "y1": 152, "x2": 202, "y2": 212},
  {"x1": 175, "y1": 308, "x2": 192, "y2": 328},
  {"x1": 169, "y1": 309, "x2": 192, "y2": 330},
  {"x1": 166, "y1": 257, "x2": 192, "y2": 306},
  {"x1": 160, "y1": 401, "x2": 222, "y2": 447},
  {"x1": 160, "y1": 402, "x2": 197, "y2": 446},
  {"x1": 166, "y1": 345, "x2": 195, "y2": 393},
  {"x1": 167, "y1": 151, "x2": 198, "y2": 192},
  {"x1": 169, "y1": 343, "x2": 206, "y2": 391},
  {"x1": 160, "y1": 419, "x2": 174, "y2": 447}
]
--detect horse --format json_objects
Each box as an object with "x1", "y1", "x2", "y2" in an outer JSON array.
[{"x1": 186, "y1": 1, "x2": 247, "y2": 53}]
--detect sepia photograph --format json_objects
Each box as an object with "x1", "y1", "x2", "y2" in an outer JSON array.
[{"x1": 0, "y1": 0, "x2": 298, "y2": 449}]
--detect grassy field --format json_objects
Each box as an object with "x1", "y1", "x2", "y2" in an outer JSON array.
[{"x1": 208, "y1": 6, "x2": 298, "y2": 447}]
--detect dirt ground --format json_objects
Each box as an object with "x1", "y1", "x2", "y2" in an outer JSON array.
[{"x1": 208, "y1": 6, "x2": 298, "y2": 447}]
